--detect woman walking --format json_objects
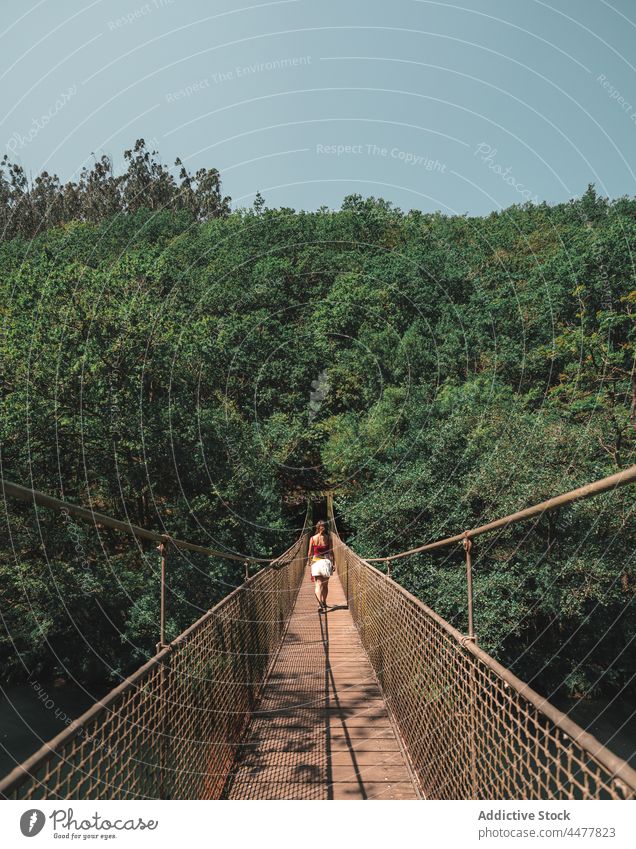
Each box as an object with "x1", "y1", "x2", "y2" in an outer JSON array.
[{"x1": 308, "y1": 520, "x2": 334, "y2": 612}]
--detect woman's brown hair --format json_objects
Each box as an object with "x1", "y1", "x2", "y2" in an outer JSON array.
[{"x1": 315, "y1": 519, "x2": 329, "y2": 538}]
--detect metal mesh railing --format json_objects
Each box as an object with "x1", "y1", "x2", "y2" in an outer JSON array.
[
  {"x1": 332, "y1": 535, "x2": 636, "y2": 800},
  {"x1": 0, "y1": 533, "x2": 309, "y2": 800}
]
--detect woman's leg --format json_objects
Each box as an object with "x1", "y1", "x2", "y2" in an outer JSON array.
[
  {"x1": 321, "y1": 578, "x2": 329, "y2": 605},
  {"x1": 314, "y1": 577, "x2": 323, "y2": 605}
]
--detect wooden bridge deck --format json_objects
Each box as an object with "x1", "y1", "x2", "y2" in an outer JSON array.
[{"x1": 225, "y1": 571, "x2": 419, "y2": 800}]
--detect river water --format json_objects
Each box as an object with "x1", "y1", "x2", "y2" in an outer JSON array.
[
  {"x1": 0, "y1": 681, "x2": 106, "y2": 778},
  {"x1": 554, "y1": 695, "x2": 635, "y2": 767}
]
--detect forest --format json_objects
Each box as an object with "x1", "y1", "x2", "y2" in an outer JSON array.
[{"x1": 0, "y1": 142, "x2": 634, "y2": 704}]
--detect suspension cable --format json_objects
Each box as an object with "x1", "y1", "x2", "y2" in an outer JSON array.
[
  {"x1": 1, "y1": 478, "x2": 278, "y2": 563},
  {"x1": 366, "y1": 464, "x2": 636, "y2": 563}
]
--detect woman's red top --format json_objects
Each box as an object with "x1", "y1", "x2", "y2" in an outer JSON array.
[
  {"x1": 310, "y1": 537, "x2": 330, "y2": 556},
  {"x1": 309, "y1": 535, "x2": 331, "y2": 582}
]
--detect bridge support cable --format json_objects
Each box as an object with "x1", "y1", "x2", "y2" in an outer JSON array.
[
  {"x1": 368, "y1": 464, "x2": 636, "y2": 646},
  {"x1": 367, "y1": 464, "x2": 636, "y2": 562},
  {"x1": 0, "y1": 478, "x2": 277, "y2": 563}
]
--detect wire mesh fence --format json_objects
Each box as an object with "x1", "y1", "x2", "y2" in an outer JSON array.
[
  {"x1": 0, "y1": 534, "x2": 309, "y2": 800},
  {"x1": 331, "y1": 535, "x2": 636, "y2": 801}
]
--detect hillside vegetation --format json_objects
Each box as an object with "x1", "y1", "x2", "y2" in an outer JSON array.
[{"x1": 0, "y1": 174, "x2": 634, "y2": 700}]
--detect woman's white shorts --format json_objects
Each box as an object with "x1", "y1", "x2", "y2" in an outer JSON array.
[{"x1": 311, "y1": 558, "x2": 333, "y2": 578}]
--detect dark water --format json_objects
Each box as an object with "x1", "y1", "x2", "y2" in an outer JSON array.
[
  {"x1": 0, "y1": 681, "x2": 106, "y2": 778},
  {"x1": 553, "y1": 695, "x2": 636, "y2": 767}
]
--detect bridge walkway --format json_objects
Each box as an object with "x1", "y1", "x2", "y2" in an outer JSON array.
[{"x1": 224, "y1": 571, "x2": 419, "y2": 799}]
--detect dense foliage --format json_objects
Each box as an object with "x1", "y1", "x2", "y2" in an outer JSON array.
[{"x1": 0, "y1": 181, "x2": 634, "y2": 704}]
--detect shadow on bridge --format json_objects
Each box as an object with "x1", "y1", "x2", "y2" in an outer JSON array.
[{"x1": 223, "y1": 573, "x2": 418, "y2": 800}]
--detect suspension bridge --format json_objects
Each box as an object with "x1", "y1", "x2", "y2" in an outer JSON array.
[{"x1": 0, "y1": 467, "x2": 635, "y2": 800}]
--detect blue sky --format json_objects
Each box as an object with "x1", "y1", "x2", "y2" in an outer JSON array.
[{"x1": 2, "y1": 0, "x2": 636, "y2": 215}]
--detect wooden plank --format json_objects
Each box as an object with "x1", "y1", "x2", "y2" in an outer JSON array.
[
  {"x1": 240, "y1": 715, "x2": 394, "y2": 728},
  {"x1": 227, "y1": 764, "x2": 414, "y2": 784},
  {"x1": 224, "y1": 782, "x2": 419, "y2": 801},
  {"x1": 229, "y1": 737, "x2": 402, "y2": 754},
  {"x1": 333, "y1": 783, "x2": 418, "y2": 800},
  {"x1": 243, "y1": 725, "x2": 398, "y2": 741},
  {"x1": 238, "y1": 751, "x2": 409, "y2": 768}
]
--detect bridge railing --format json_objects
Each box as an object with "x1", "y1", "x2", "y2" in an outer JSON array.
[
  {"x1": 330, "y1": 467, "x2": 636, "y2": 800},
  {"x1": 0, "y1": 483, "x2": 310, "y2": 800}
]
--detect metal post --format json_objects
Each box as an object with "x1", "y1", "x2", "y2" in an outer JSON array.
[
  {"x1": 156, "y1": 537, "x2": 168, "y2": 651},
  {"x1": 463, "y1": 533, "x2": 475, "y2": 643},
  {"x1": 158, "y1": 653, "x2": 169, "y2": 799},
  {"x1": 386, "y1": 559, "x2": 392, "y2": 579},
  {"x1": 468, "y1": 663, "x2": 478, "y2": 799},
  {"x1": 156, "y1": 536, "x2": 169, "y2": 799},
  {"x1": 244, "y1": 561, "x2": 250, "y2": 582},
  {"x1": 463, "y1": 532, "x2": 478, "y2": 798}
]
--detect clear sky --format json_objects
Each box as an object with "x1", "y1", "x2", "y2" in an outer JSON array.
[{"x1": 2, "y1": 0, "x2": 636, "y2": 215}]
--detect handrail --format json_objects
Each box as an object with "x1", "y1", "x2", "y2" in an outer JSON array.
[
  {"x1": 358, "y1": 544, "x2": 636, "y2": 790},
  {"x1": 1, "y1": 478, "x2": 278, "y2": 563},
  {"x1": 367, "y1": 464, "x2": 636, "y2": 563},
  {"x1": 0, "y1": 563, "x2": 287, "y2": 795}
]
